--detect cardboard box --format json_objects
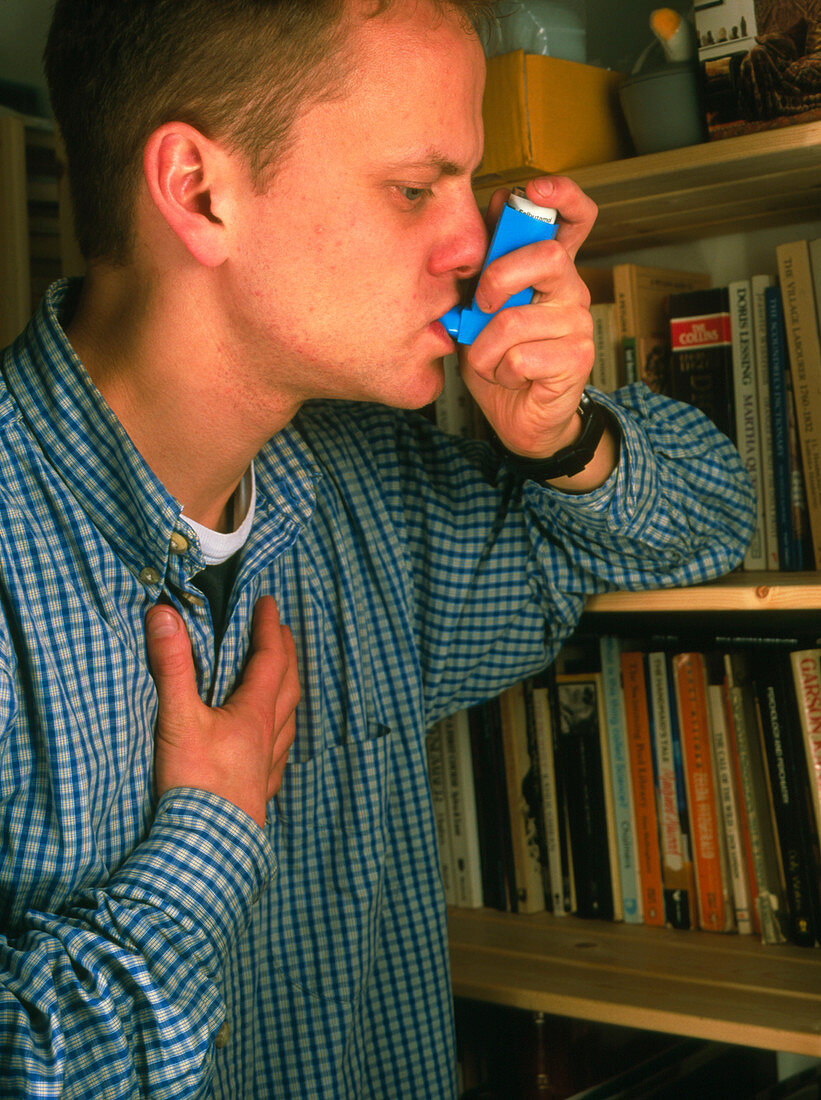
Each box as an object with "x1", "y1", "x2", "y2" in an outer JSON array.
[{"x1": 478, "y1": 50, "x2": 630, "y2": 187}]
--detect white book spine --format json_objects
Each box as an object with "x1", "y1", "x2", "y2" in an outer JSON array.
[{"x1": 729, "y1": 279, "x2": 766, "y2": 570}]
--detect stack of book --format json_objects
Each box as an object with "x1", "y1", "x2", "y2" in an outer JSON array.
[
  {"x1": 430, "y1": 636, "x2": 821, "y2": 950},
  {"x1": 584, "y1": 244, "x2": 821, "y2": 573}
]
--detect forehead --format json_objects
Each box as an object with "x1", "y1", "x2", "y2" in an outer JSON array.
[{"x1": 289, "y1": 0, "x2": 486, "y2": 170}]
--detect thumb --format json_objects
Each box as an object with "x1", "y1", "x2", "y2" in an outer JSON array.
[{"x1": 145, "y1": 604, "x2": 203, "y2": 726}]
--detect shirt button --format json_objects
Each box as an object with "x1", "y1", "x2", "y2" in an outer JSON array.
[
  {"x1": 138, "y1": 566, "x2": 161, "y2": 585},
  {"x1": 214, "y1": 1021, "x2": 231, "y2": 1049},
  {"x1": 169, "y1": 532, "x2": 190, "y2": 554},
  {"x1": 181, "y1": 591, "x2": 206, "y2": 609}
]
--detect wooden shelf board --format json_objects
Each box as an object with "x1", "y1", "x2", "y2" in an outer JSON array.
[
  {"x1": 473, "y1": 120, "x2": 821, "y2": 256},
  {"x1": 449, "y1": 908, "x2": 821, "y2": 1056},
  {"x1": 584, "y1": 572, "x2": 821, "y2": 614}
]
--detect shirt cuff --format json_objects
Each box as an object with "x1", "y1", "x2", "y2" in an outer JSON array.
[{"x1": 108, "y1": 788, "x2": 276, "y2": 966}]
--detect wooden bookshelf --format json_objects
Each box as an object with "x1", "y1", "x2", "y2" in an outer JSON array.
[
  {"x1": 473, "y1": 120, "x2": 821, "y2": 257},
  {"x1": 448, "y1": 907, "x2": 821, "y2": 1057},
  {"x1": 457, "y1": 130, "x2": 821, "y2": 1067},
  {"x1": 585, "y1": 572, "x2": 821, "y2": 614}
]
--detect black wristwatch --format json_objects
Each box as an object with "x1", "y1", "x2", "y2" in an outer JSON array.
[{"x1": 495, "y1": 392, "x2": 614, "y2": 481}]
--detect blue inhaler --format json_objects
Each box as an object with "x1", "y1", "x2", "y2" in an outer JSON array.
[{"x1": 439, "y1": 188, "x2": 558, "y2": 345}]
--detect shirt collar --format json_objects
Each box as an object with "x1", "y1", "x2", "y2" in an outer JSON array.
[{"x1": 4, "y1": 279, "x2": 320, "y2": 584}]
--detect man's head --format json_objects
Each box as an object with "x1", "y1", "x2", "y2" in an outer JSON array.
[{"x1": 44, "y1": 0, "x2": 495, "y2": 264}]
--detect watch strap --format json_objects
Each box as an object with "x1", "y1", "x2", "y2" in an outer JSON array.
[{"x1": 495, "y1": 393, "x2": 614, "y2": 481}]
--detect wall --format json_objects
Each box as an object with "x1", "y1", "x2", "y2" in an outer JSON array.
[
  {"x1": 0, "y1": 0, "x2": 53, "y2": 114},
  {"x1": 0, "y1": 0, "x2": 690, "y2": 112}
]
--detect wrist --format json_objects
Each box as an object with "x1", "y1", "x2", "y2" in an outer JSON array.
[{"x1": 494, "y1": 393, "x2": 617, "y2": 482}]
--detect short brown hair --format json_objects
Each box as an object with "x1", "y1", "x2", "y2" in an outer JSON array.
[{"x1": 44, "y1": 0, "x2": 496, "y2": 263}]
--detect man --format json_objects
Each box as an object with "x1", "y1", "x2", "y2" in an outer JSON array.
[{"x1": 0, "y1": 0, "x2": 754, "y2": 1097}]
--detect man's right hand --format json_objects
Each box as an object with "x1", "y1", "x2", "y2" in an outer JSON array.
[{"x1": 145, "y1": 595, "x2": 299, "y2": 828}]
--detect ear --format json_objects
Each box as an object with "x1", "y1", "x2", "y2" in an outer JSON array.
[{"x1": 142, "y1": 123, "x2": 233, "y2": 267}]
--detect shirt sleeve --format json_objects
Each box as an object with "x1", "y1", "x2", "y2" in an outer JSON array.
[
  {"x1": 382, "y1": 383, "x2": 756, "y2": 724},
  {"x1": 0, "y1": 788, "x2": 274, "y2": 1100}
]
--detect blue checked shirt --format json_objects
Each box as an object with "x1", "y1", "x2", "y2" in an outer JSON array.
[{"x1": 0, "y1": 281, "x2": 754, "y2": 1099}]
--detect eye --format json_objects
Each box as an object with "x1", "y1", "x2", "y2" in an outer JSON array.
[{"x1": 394, "y1": 185, "x2": 433, "y2": 207}]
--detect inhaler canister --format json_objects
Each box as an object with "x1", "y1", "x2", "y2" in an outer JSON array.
[{"x1": 440, "y1": 190, "x2": 558, "y2": 345}]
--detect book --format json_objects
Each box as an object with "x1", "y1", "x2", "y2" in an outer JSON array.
[
  {"x1": 765, "y1": 284, "x2": 797, "y2": 569},
  {"x1": 810, "y1": 236, "x2": 821, "y2": 312},
  {"x1": 789, "y1": 649, "x2": 821, "y2": 873},
  {"x1": 724, "y1": 652, "x2": 789, "y2": 944},
  {"x1": 527, "y1": 670, "x2": 572, "y2": 915},
  {"x1": 729, "y1": 278, "x2": 767, "y2": 570},
  {"x1": 555, "y1": 672, "x2": 615, "y2": 920},
  {"x1": 599, "y1": 637, "x2": 642, "y2": 924},
  {"x1": 694, "y1": 0, "x2": 821, "y2": 141},
  {"x1": 499, "y1": 681, "x2": 547, "y2": 913},
  {"x1": 752, "y1": 650, "x2": 820, "y2": 946},
  {"x1": 751, "y1": 273, "x2": 779, "y2": 569},
  {"x1": 672, "y1": 652, "x2": 734, "y2": 933},
  {"x1": 441, "y1": 708, "x2": 484, "y2": 908},
  {"x1": 707, "y1": 681, "x2": 754, "y2": 935},
  {"x1": 612, "y1": 262, "x2": 709, "y2": 388},
  {"x1": 467, "y1": 701, "x2": 509, "y2": 911},
  {"x1": 647, "y1": 651, "x2": 696, "y2": 930},
  {"x1": 776, "y1": 239, "x2": 821, "y2": 569},
  {"x1": 668, "y1": 285, "x2": 736, "y2": 441},
  {"x1": 590, "y1": 301, "x2": 621, "y2": 393},
  {"x1": 620, "y1": 651, "x2": 665, "y2": 927}
]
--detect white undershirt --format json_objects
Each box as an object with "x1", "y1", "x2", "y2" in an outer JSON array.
[{"x1": 182, "y1": 464, "x2": 256, "y2": 566}]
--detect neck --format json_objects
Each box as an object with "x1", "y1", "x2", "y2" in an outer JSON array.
[{"x1": 66, "y1": 264, "x2": 300, "y2": 530}]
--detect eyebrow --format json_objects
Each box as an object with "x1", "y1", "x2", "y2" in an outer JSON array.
[{"x1": 382, "y1": 150, "x2": 480, "y2": 178}]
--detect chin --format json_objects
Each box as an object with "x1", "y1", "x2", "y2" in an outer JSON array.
[{"x1": 390, "y1": 359, "x2": 446, "y2": 411}]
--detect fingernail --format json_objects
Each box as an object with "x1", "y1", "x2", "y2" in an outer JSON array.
[
  {"x1": 147, "y1": 607, "x2": 179, "y2": 638},
  {"x1": 533, "y1": 177, "x2": 554, "y2": 197}
]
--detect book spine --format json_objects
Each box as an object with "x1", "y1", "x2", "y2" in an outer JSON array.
[
  {"x1": 442, "y1": 709, "x2": 484, "y2": 909},
  {"x1": 467, "y1": 702, "x2": 508, "y2": 911},
  {"x1": 776, "y1": 240, "x2": 821, "y2": 569},
  {"x1": 590, "y1": 302, "x2": 620, "y2": 393},
  {"x1": 724, "y1": 655, "x2": 788, "y2": 944},
  {"x1": 751, "y1": 274, "x2": 779, "y2": 569},
  {"x1": 753, "y1": 654, "x2": 820, "y2": 946},
  {"x1": 729, "y1": 279, "x2": 766, "y2": 570},
  {"x1": 668, "y1": 287, "x2": 735, "y2": 440},
  {"x1": 620, "y1": 651, "x2": 665, "y2": 926},
  {"x1": 599, "y1": 637, "x2": 642, "y2": 923},
  {"x1": 648, "y1": 652, "x2": 695, "y2": 929},
  {"x1": 707, "y1": 683, "x2": 754, "y2": 935},
  {"x1": 789, "y1": 650, "x2": 821, "y2": 862},
  {"x1": 672, "y1": 653, "x2": 733, "y2": 933},
  {"x1": 499, "y1": 682, "x2": 547, "y2": 914},
  {"x1": 765, "y1": 285, "x2": 798, "y2": 570},
  {"x1": 529, "y1": 671, "x2": 570, "y2": 915},
  {"x1": 555, "y1": 673, "x2": 614, "y2": 920},
  {"x1": 722, "y1": 675, "x2": 762, "y2": 937}
]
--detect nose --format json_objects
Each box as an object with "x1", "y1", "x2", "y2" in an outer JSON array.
[{"x1": 428, "y1": 196, "x2": 487, "y2": 281}]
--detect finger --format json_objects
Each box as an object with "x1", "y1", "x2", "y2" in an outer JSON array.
[
  {"x1": 475, "y1": 235, "x2": 589, "y2": 320},
  {"x1": 227, "y1": 595, "x2": 289, "y2": 712},
  {"x1": 145, "y1": 604, "x2": 203, "y2": 727},
  {"x1": 467, "y1": 300, "x2": 593, "y2": 385},
  {"x1": 494, "y1": 334, "x2": 593, "y2": 394},
  {"x1": 523, "y1": 176, "x2": 597, "y2": 260}
]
